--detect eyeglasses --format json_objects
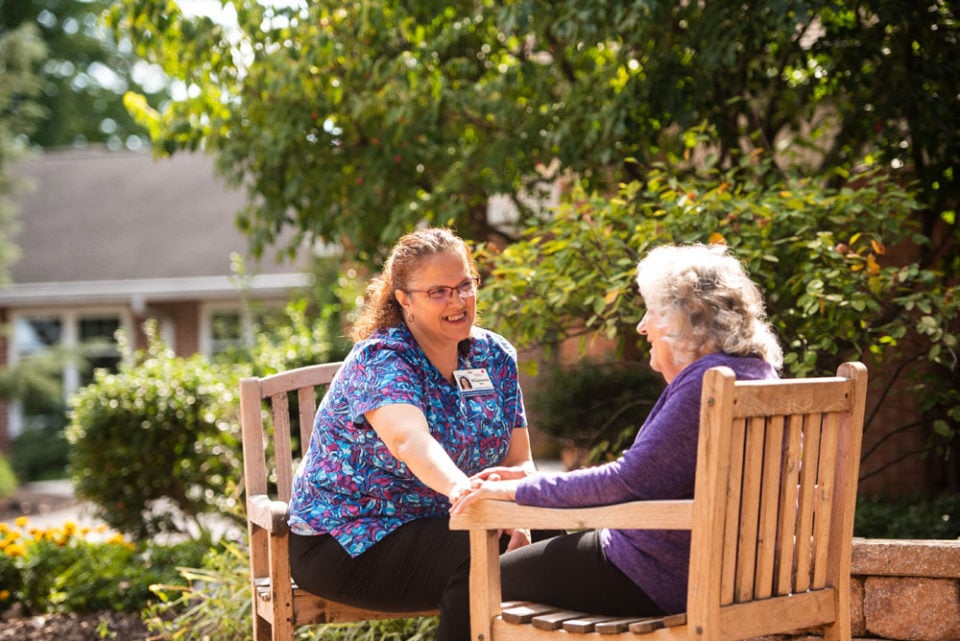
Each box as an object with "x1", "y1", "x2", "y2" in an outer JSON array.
[{"x1": 406, "y1": 277, "x2": 479, "y2": 302}]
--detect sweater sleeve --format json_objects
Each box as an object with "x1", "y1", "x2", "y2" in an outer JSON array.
[{"x1": 515, "y1": 366, "x2": 705, "y2": 508}]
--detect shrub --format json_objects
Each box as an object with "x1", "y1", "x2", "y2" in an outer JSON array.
[
  {"x1": 10, "y1": 424, "x2": 70, "y2": 482},
  {"x1": 302, "y1": 616, "x2": 438, "y2": 641},
  {"x1": 145, "y1": 541, "x2": 437, "y2": 641},
  {"x1": 243, "y1": 298, "x2": 351, "y2": 375},
  {"x1": 529, "y1": 360, "x2": 664, "y2": 466},
  {"x1": 0, "y1": 516, "x2": 208, "y2": 614},
  {"x1": 144, "y1": 542, "x2": 252, "y2": 641},
  {"x1": 855, "y1": 493, "x2": 960, "y2": 539},
  {"x1": 0, "y1": 453, "x2": 16, "y2": 499},
  {"x1": 66, "y1": 322, "x2": 245, "y2": 540},
  {"x1": 480, "y1": 159, "x2": 960, "y2": 493}
]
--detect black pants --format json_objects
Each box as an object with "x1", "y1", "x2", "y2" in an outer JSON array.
[
  {"x1": 290, "y1": 522, "x2": 662, "y2": 641},
  {"x1": 499, "y1": 529, "x2": 665, "y2": 616},
  {"x1": 290, "y1": 517, "x2": 477, "y2": 641}
]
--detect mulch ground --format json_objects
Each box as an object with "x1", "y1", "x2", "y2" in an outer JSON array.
[{"x1": 0, "y1": 610, "x2": 152, "y2": 641}]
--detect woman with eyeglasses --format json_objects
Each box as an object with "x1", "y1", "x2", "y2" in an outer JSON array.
[{"x1": 288, "y1": 227, "x2": 536, "y2": 641}]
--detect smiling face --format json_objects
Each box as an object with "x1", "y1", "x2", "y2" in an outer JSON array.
[{"x1": 395, "y1": 250, "x2": 477, "y2": 353}]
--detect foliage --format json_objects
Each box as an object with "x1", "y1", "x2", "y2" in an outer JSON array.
[
  {"x1": 143, "y1": 542, "x2": 252, "y2": 641},
  {"x1": 105, "y1": 0, "x2": 958, "y2": 265},
  {"x1": 0, "y1": 516, "x2": 208, "y2": 614},
  {"x1": 144, "y1": 540, "x2": 437, "y2": 641},
  {"x1": 102, "y1": 0, "x2": 958, "y2": 491},
  {"x1": 62, "y1": 283, "x2": 349, "y2": 540},
  {"x1": 528, "y1": 360, "x2": 663, "y2": 465},
  {"x1": 0, "y1": 0, "x2": 168, "y2": 149},
  {"x1": 0, "y1": 342, "x2": 106, "y2": 483},
  {"x1": 0, "y1": 453, "x2": 15, "y2": 499},
  {"x1": 300, "y1": 616, "x2": 438, "y2": 641},
  {"x1": 855, "y1": 493, "x2": 960, "y2": 540},
  {"x1": 10, "y1": 424, "x2": 69, "y2": 482},
  {"x1": 213, "y1": 254, "x2": 357, "y2": 373},
  {"x1": 227, "y1": 298, "x2": 352, "y2": 377},
  {"x1": 0, "y1": 22, "x2": 46, "y2": 283},
  {"x1": 478, "y1": 154, "x2": 959, "y2": 478},
  {"x1": 66, "y1": 322, "x2": 245, "y2": 540}
]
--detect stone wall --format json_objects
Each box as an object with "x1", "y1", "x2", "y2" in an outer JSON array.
[{"x1": 759, "y1": 538, "x2": 960, "y2": 641}]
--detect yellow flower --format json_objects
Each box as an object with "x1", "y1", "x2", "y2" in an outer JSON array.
[
  {"x1": 14, "y1": 516, "x2": 28, "y2": 529},
  {"x1": 5, "y1": 542, "x2": 25, "y2": 557},
  {"x1": 106, "y1": 533, "x2": 127, "y2": 546}
]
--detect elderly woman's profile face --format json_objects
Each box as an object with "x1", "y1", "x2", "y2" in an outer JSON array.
[{"x1": 637, "y1": 312, "x2": 683, "y2": 383}]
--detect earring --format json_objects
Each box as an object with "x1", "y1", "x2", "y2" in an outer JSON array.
[{"x1": 407, "y1": 313, "x2": 415, "y2": 324}]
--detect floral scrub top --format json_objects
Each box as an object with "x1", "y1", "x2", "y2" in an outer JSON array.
[{"x1": 288, "y1": 323, "x2": 527, "y2": 557}]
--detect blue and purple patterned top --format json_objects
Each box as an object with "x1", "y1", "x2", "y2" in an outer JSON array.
[{"x1": 288, "y1": 323, "x2": 527, "y2": 556}]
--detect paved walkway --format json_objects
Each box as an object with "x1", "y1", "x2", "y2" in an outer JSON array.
[
  {"x1": 1, "y1": 480, "x2": 242, "y2": 542},
  {"x1": 1, "y1": 479, "x2": 114, "y2": 534}
]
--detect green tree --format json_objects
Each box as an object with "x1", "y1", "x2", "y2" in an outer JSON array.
[
  {"x1": 0, "y1": 22, "x2": 46, "y2": 282},
  {"x1": 478, "y1": 154, "x2": 958, "y2": 489},
  {"x1": 104, "y1": 1, "x2": 958, "y2": 489},
  {"x1": 1, "y1": 0, "x2": 168, "y2": 149},
  {"x1": 106, "y1": 1, "x2": 957, "y2": 259}
]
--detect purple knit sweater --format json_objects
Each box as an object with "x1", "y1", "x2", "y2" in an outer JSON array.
[{"x1": 515, "y1": 352, "x2": 777, "y2": 614}]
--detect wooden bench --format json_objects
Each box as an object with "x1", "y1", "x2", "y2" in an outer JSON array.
[
  {"x1": 451, "y1": 362, "x2": 868, "y2": 641},
  {"x1": 239, "y1": 363, "x2": 439, "y2": 641}
]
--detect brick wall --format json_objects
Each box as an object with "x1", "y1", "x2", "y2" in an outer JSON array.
[{"x1": 755, "y1": 539, "x2": 960, "y2": 641}]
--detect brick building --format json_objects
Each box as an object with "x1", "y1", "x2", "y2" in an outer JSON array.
[{"x1": 0, "y1": 147, "x2": 313, "y2": 450}]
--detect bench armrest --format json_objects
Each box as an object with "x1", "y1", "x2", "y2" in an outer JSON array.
[
  {"x1": 247, "y1": 494, "x2": 291, "y2": 534},
  {"x1": 449, "y1": 499, "x2": 694, "y2": 531}
]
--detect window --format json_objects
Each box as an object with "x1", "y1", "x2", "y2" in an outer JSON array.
[
  {"x1": 201, "y1": 303, "x2": 280, "y2": 357},
  {"x1": 13, "y1": 317, "x2": 65, "y2": 432},
  {"x1": 209, "y1": 309, "x2": 245, "y2": 356},
  {"x1": 9, "y1": 310, "x2": 126, "y2": 437},
  {"x1": 78, "y1": 316, "x2": 123, "y2": 385}
]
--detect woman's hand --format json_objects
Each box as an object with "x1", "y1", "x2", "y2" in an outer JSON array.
[
  {"x1": 449, "y1": 478, "x2": 520, "y2": 514},
  {"x1": 450, "y1": 479, "x2": 532, "y2": 551},
  {"x1": 504, "y1": 527, "x2": 531, "y2": 552},
  {"x1": 469, "y1": 465, "x2": 532, "y2": 484}
]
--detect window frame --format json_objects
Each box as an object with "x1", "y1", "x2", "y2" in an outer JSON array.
[{"x1": 8, "y1": 307, "x2": 131, "y2": 438}]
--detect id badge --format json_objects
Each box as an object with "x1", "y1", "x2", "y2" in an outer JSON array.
[{"x1": 454, "y1": 368, "x2": 495, "y2": 397}]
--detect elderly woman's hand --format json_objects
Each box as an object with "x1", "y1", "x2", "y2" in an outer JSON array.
[
  {"x1": 450, "y1": 479, "x2": 532, "y2": 550},
  {"x1": 504, "y1": 527, "x2": 531, "y2": 551},
  {"x1": 448, "y1": 478, "x2": 520, "y2": 514}
]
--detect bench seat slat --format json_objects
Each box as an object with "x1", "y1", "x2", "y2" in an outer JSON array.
[
  {"x1": 502, "y1": 602, "x2": 560, "y2": 624},
  {"x1": 594, "y1": 617, "x2": 655, "y2": 634},
  {"x1": 531, "y1": 610, "x2": 590, "y2": 631},
  {"x1": 562, "y1": 615, "x2": 622, "y2": 633}
]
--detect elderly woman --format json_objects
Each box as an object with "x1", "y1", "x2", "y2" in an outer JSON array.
[
  {"x1": 288, "y1": 228, "x2": 536, "y2": 641},
  {"x1": 452, "y1": 243, "x2": 783, "y2": 622}
]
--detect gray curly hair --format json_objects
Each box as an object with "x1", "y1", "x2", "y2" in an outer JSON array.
[{"x1": 635, "y1": 243, "x2": 783, "y2": 369}]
